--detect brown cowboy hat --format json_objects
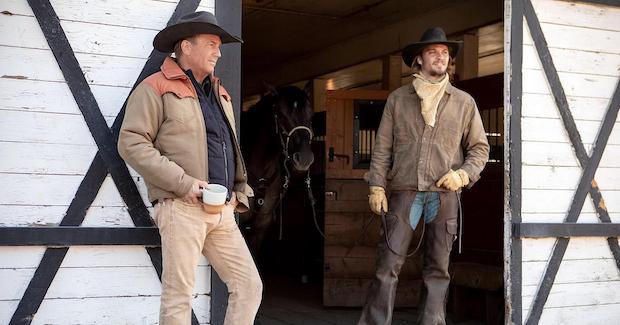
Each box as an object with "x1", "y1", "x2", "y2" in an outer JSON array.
[
  {"x1": 401, "y1": 27, "x2": 462, "y2": 67},
  {"x1": 153, "y1": 11, "x2": 243, "y2": 53}
]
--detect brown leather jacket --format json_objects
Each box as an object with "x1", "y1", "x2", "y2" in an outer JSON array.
[
  {"x1": 118, "y1": 57, "x2": 253, "y2": 211},
  {"x1": 367, "y1": 82, "x2": 489, "y2": 191}
]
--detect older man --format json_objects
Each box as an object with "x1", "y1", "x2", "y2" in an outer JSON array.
[
  {"x1": 358, "y1": 27, "x2": 489, "y2": 325},
  {"x1": 118, "y1": 11, "x2": 261, "y2": 325}
]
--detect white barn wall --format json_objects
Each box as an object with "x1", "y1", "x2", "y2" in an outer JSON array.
[
  {"x1": 0, "y1": 0, "x2": 215, "y2": 323},
  {"x1": 519, "y1": 0, "x2": 620, "y2": 323}
]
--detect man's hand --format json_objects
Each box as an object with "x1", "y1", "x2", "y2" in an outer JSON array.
[
  {"x1": 182, "y1": 179, "x2": 209, "y2": 204},
  {"x1": 436, "y1": 169, "x2": 470, "y2": 191},
  {"x1": 369, "y1": 186, "x2": 388, "y2": 215}
]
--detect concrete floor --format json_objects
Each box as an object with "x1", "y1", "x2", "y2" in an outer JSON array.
[{"x1": 254, "y1": 275, "x2": 484, "y2": 325}]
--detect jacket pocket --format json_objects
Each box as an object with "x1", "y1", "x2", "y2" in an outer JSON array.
[{"x1": 446, "y1": 219, "x2": 458, "y2": 251}]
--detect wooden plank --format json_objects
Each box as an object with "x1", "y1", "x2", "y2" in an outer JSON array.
[
  {"x1": 522, "y1": 93, "x2": 610, "y2": 122},
  {"x1": 521, "y1": 117, "x2": 620, "y2": 146},
  {"x1": 0, "y1": 142, "x2": 96, "y2": 175},
  {"x1": 382, "y1": 55, "x2": 402, "y2": 91},
  {"x1": 531, "y1": 0, "x2": 620, "y2": 32},
  {"x1": 522, "y1": 189, "x2": 620, "y2": 214},
  {"x1": 478, "y1": 52, "x2": 504, "y2": 77},
  {"x1": 0, "y1": 268, "x2": 36, "y2": 300},
  {"x1": 323, "y1": 278, "x2": 422, "y2": 307},
  {"x1": 535, "y1": 302, "x2": 620, "y2": 325},
  {"x1": 30, "y1": 295, "x2": 210, "y2": 324},
  {"x1": 2, "y1": 0, "x2": 215, "y2": 28},
  {"x1": 522, "y1": 142, "x2": 620, "y2": 168},
  {"x1": 523, "y1": 45, "x2": 620, "y2": 78},
  {"x1": 523, "y1": 280, "x2": 620, "y2": 309},
  {"x1": 522, "y1": 68, "x2": 619, "y2": 99},
  {"x1": 325, "y1": 98, "x2": 345, "y2": 172},
  {"x1": 324, "y1": 245, "x2": 422, "y2": 279},
  {"x1": 456, "y1": 33, "x2": 479, "y2": 81},
  {"x1": 522, "y1": 165, "x2": 620, "y2": 190},
  {"x1": 42, "y1": 266, "x2": 210, "y2": 298},
  {"x1": 0, "y1": 204, "x2": 152, "y2": 227},
  {"x1": 325, "y1": 200, "x2": 373, "y2": 213},
  {"x1": 0, "y1": 78, "x2": 130, "y2": 120},
  {"x1": 0, "y1": 301, "x2": 18, "y2": 325},
  {"x1": 522, "y1": 237, "x2": 620, "y2": 262},
  {"x1": 0, "y1": 110, "x2": 95, "y2": 146},
  {"x1": 0, "y1": 46, "x2": 145, "y2": 88},
  {"x1": 0, "y1": 15, "x2": 155, "y2": 59},
  {"x1": 325, "y1": 213, "x2": 380, "y2": 246},
  {"x1": 523, "y1": 19, "x2": 620, "y2": 54},
  {"x1": 522, "y1": 258, "x2": 620, "y2": 286},
  {"x1": 0, "y1": 174, "x2": 149, "y2": 207}
]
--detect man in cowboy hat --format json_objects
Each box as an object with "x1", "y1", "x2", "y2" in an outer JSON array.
[
  {"x1": 358, "y1": 27, "x2": 489, "y2": 325},
  {"x1": 118, "y1": 11, "x2": 261, "y2": 325}
]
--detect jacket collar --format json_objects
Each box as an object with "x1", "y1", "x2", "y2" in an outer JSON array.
[{"x1": 160, "y1": 57, "x2": 232, "y2": 101}]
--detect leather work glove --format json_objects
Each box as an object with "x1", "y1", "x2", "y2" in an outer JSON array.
[
  {"x1": 436, "y1": 169, "x2": 470, "y2": 191},
  {"x1": 369, "y1": 186, "x2": 388, "y2": 215}
]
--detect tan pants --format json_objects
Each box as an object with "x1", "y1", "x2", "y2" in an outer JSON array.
[{"x1": 154, "y1": 198, "x2": 263, "y2": 325}]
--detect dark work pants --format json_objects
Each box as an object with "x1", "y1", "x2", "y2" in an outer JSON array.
[{"x1": 358, "y1": 190, "x2": 459, "y2": 325}]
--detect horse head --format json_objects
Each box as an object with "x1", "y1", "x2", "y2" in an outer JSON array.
[{"x1": 264, "y1": 85, "x2": 315, "y2": 172}]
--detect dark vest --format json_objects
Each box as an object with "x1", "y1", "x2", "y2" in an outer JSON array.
[{"x1": 186, "y1": 70, "x2": 235, "y2": 199}]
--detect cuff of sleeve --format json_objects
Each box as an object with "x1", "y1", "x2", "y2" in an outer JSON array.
[
  {"x1": 235, "y1": 191, "x2": 250, "y2": 213},
  {"x1": 174, "y1": 174, "x2": 198, "y2": 198}
]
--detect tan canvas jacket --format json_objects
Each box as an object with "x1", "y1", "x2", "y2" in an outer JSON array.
[
  {"x1": 368, "y1": 82, "x2": 490, "y2": 191},
  {"x1": 118, "y1": 57, "x2": 253, "y2": 212}
]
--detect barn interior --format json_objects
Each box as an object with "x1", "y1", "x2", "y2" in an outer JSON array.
[{"x1": 238, "y1": 0, "x2": 505, "y2": 323}]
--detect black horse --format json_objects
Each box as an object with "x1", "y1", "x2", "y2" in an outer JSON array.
[{"x1": 239, "y1": 85, "x2": 315, "y2": 256}]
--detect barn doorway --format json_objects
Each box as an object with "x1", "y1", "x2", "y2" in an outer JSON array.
[{"x1": 239, "y1": 1, "x2": 505, "y2": 324}]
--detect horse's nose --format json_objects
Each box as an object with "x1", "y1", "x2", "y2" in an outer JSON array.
[{"x1": 293, "y1": 152, "x2": 315, "y2": 171}]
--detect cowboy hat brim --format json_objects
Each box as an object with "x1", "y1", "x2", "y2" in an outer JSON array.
[
  {"x1": 401, "y1": 40, "x2": 462, "y2": 67},
  {"x1": 153, "y1": 22, "x2": 243, "y2": 53}
]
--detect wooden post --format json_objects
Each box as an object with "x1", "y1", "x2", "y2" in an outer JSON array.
[
  {"x1": 456, "y1": 33, "x2": 479, "y2": 81},
  {"x1": 313, "y1": 79, "x2": 327, "y2": 112},
  {"x1": 382, "y1": 55, "x2": 402, "y2": 91}
]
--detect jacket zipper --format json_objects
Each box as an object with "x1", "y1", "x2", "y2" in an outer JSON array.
[
  {"x1": 214, "y1": 82, "x2": 248, "y2": 180},
  {"x1": 222, "y1": 141, "x2": 230, "y2": 200}
]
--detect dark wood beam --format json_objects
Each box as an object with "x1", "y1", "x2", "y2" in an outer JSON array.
[{"x1": 243, "y1": 0, "x2": 502, "y2": 96}]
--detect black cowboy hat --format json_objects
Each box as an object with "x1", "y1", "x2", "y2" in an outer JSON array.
[
  {"x1": 401, "y1": 27, "x2": 462, "y2": 67},
  {"x1": 153, "y1": 11, "x2": 243, "y2": 53}
]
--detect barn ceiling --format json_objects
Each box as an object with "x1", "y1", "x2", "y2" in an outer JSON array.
[{"x1": 240, "y1": 0, "x2": 503, "y2": 97}]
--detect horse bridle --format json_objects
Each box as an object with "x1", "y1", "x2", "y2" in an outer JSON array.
[{"x1": 270, "y1": 108, "x2": 324, "y2": 239}]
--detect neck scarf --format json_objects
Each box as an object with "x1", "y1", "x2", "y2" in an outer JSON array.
[{"x1": 412, "y1": 72, "x2": 449, "y2": 127}]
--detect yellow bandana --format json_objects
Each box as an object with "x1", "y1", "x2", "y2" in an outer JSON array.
[{"x1": 412, "y1": 72, "x2": 449, "y2": 127}]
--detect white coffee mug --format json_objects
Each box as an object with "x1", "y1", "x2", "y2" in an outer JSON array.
[{"x1": 201, "y1": 184, "x2": 228, "y2": 214}]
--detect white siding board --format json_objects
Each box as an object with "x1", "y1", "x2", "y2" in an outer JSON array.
[
  {"x1": 523, "y1": 142, "x2": 620, "y2": 168},
  {"x1": 522, "y1": 190, "x2": 620, "y2": 215},
  {"x1": 0, "y1": 247, "x2": 45, "y2": 268},
  {"x1": 523, "y1": 18, "x2": 620, "y2": 54},
  {"x1": 0, "y1": 268, "x2": 37, "y2": 300},
  {"x1": 0, "y1": 205, "x2": 155, "y2": 227},
  {"x1": 522, "y1": 68, "x2": 619, "y2": 100},
  {"x1": 3, "y1": 0, "x2": 214, "y2": 30},
  {"x1": 0, "y1": 301, "x2": 19, "y2": 325},
  {"x1": 0, "y1": 110, "x2": 96, "y2": 146},
  {"x1": 0, "y1": 46, "x2": 145, "y2": 88},
  {"x1": 522, "y1": 237, "x2": 620, "y2": 262},
  {"x1": 0, "y1": 174, "x2": 149, "y2": 208},
  {"x1": 522, "y1": 93, "x2": 610, "y2": 122},
  {"x1": 523, "y1": 44, "x2": 620, "y2": 78},
  {"x1": 523, "y1": 281, "x2": 620, "y2": 310},
  {"x1": 0, "y1": 142, "x2": 97, "y2": 175},
  {"x1": 522, "y1": 258, "x2": 620, "y2": 287},
  {"x1": 30, "y1": 294, "x2": 210, "y2": 325},
  {"x1": 0, "y1": 78, "x2": 129, "y2": 119},
  {"x1": 521, "y1": 117, "x2": 620, "y2": 146},
  {"x1": 62, "y1": 246, "x2": 209, "y2": 268},
  {"x1": 523, "y1": 166, "x2": 620, "y2": 190},
  {"x1": 531, "y1": 0, "x2": 620, "y2": 32},
  {"x1": 536, "y1": 303, "x2": 620, "y2": 325}
]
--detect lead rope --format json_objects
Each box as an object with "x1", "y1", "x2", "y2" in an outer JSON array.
[
  {"x1": 381, "y1": 209, "x2": 424, "y2": 258},
  {"x1": 457, "y1": 191, "x2": 463, "y2": 254},
  {"x1": 305, "y1": 171, "x2": 325, "y2": 238}
]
